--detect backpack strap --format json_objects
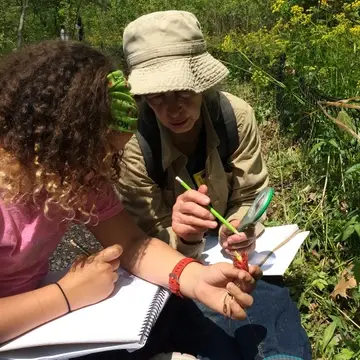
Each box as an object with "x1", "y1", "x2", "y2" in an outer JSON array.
[
  {"x1": 136, "y1": 101, "x2": 166, "y2": 188},
  {"x1": 219, "y1": 92, "x2": 239, "y2": 158},
  {"x1": 204, "y1": 91, "x2": 239, "y2": 172}
]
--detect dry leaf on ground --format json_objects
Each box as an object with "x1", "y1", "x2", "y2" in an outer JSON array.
[{"x1": 331, "y1": 267, "x2": 357, "y2": 299}]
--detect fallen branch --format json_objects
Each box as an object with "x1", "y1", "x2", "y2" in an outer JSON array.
[
  {"x1": 319, "y1": 100, "x2": 360, "y2": 110},
  {"x1": 317, "y1": 101, "x2": 360, "y2": 142}
]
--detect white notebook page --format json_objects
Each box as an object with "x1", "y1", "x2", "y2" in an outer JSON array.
[
  {"x1": 201, "y1": 224, "x2": 309, "y2": 276},
  {"x1": 0, "y1": 269, "x2": 165, "y2": 353}
]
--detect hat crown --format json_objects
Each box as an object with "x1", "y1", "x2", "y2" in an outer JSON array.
[{"x1": 123, "y1": 11, "x2": 206, "y2": 68}]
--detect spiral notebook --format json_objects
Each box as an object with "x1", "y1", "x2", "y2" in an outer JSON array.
[{"x1": 0, "y1": 269, "x2": 170, "y2": 360}]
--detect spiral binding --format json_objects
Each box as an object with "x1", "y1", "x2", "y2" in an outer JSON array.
[{"x1": 139, "y1": 288, "x2": 169, "y2": 342}]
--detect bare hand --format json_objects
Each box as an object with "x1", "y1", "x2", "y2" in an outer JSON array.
[
  {"x1": 58, "y1": 244, "x2": 122, "y2": 311},
  {"x1": 219, "y1": 219, "x2": 256, "y2": 255},
  {"x1": 172, "y1": 184, "x2": 217, "y2": 242},
  {"x1": 186, "y1": 262, "x2": 262, "y2": 320}
]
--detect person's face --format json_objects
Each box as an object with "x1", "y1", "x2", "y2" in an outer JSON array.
[{"x1": 145, "y1": 91, "x2": 202, "y2": 134}]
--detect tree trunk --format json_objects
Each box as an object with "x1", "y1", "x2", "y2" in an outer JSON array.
[{"x1": 17, "y1": 0, "x2": 29, "y2": 49}]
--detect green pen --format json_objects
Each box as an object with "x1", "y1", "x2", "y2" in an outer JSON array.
[{"x1": 175, "y1": 176, "x2": 240, "y2": 235}]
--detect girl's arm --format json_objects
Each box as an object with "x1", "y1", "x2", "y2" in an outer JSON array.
[
  {"x1": 0, "y1": 245, "x2": 122, "y2": 344},
  {"x1": 0, "y1": 285, "x2": 68, "y2": 343},
  {"x1": 89, "y1": 209, "x2": 260, "y2": 300},
  {"x1": 90, "y1": 209, "x2": 199, "y2": 298}
]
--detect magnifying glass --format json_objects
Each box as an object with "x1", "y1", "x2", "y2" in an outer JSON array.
[{"x1": 237, "y1": 187, "x2": 274, "y2": 232}]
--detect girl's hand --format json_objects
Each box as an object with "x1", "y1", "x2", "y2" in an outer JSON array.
[
  {"x1": 180, "y1": 262, "x2": 262, "y2": 320},
  {"x1": 57, "y1": 244, "x2": 122, "y2": 311}
]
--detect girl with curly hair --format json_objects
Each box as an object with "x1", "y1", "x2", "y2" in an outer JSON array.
[{"x1": 0, "y1": 40, "x2": 262, "y2": 359}]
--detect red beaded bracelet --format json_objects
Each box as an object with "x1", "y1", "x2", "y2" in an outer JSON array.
[{"x1": 169, "y1": 257, "x2": 201, "y2": 297}]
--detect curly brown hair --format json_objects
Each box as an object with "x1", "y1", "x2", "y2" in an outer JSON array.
[{"x1": 0, "y1": 40, "x2": 121, "y2": 223}]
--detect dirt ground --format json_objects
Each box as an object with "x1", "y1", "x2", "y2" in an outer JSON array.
[{"x1": 49, "y1": 224, "x2": 102, "y2": 272}]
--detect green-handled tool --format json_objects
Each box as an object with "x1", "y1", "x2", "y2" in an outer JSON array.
[
  {"x1": 175, "y1": 176, "x2": 274, "y2": 235},
  {"x1": 175, "y1": 176, "x2": 240, "y2": 235},
  {"x1": 237, "y1": 187, "x2": 274, "y2": 232}
]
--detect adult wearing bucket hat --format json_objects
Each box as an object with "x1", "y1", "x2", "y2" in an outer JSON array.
[
  {"x1": 121, "y1": 10, "x2": 264, "y2": 261},
  {"x1": 118, "y1": 10, "x2": 311, "y2": 360}
]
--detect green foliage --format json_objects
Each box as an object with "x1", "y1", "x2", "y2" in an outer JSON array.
[
  {"x1": 260, "y1": 117, "x2": 360, "y2": 359},
  {"x1": 0, "y1": 0, "x2": 277, "y2": 54},
  {"x1": 218, "y1": 0, "x2": 360, "y2": 134},
  {"x1": 219, "y1": 12, "x2": 360, "y2": 358}
]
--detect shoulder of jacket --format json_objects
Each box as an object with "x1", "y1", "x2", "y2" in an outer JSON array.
[
  {"x1": 121, "y1": 134, "x2": 148, "y2": 174},
  {"x1": 220, "y1": 91, "x2": 253, "y2": 116},
  {"x1": 218, "y1": 91, "x2": 255, "y2": 131},
  {"x1": 123, "y1": 134, "x2": 142, "y2": 157}
]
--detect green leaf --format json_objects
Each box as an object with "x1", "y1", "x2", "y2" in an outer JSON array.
[
  {"x1": 344, "y1": 216, "x2": 359, "y2": 228},
  {"x1": 338, "y1": 110, "x2": 356, "y2": 132},
  {"x1": 311, "y1": 278, "x2": 328, "y2": 291},
  {"x1": 342, "y1": 225, "x2": 355, "y2": 241},
  {"x1": 354, "y1": 224, "x2": 360, "y2": 238},
  {"x1": 328, "y1": 139, "x2": 340, "y2": 151},
  {"x1": 346, "y1": 164, "x2": 360, "y2": 175},
  {"x1": 322, "y1": 321, "x2": 337, "y2": 352},
  {"x1": 353, "y1": 258, "x2": 360, "y2": 284},
  {"x1": 328, "y1": 315, "x2": 344, "y2": 329},
  {"x1": 334, "y1": 348, "x2": 355, "y2": 360},
  {"x1": 309, "y1": 141, "x2": 324, "y2": 156}
]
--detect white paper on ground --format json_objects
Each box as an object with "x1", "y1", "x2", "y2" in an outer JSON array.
[{"x1": 201, "y1": 224, "x2": 309, "y2": 276}]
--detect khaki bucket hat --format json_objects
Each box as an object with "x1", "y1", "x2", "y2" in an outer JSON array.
[{"x1": 123, "y1": 10, "x2": 229, "y2": 95}]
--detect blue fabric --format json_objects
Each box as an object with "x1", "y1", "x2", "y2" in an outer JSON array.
[
  {"x1": 81, "y1": 280, "x2": 311, "y2": 360},
  {"x1": 264, "y1": 356, "x2": 304, "y2": 360},
  {"x1": 192, "y1": 280, "x2": 312, "y2": 360}
]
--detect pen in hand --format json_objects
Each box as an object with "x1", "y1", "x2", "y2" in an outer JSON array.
[{"x1": 175, "y1": 176, "x2": 240, "y2": 236}]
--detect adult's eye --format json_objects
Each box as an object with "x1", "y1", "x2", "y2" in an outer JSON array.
[
  {"x1": 178, "y1": 91, "x2": 192, "y2": 98},
  {"x1": 147, "y1": 94, "x2": 163, "y2": 105}
]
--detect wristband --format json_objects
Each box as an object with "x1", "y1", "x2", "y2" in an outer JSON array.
[
  {"x1": 169, "y1": 257, "x2": 201, "y2": 297},
  {"x1": 55, "y1": 282, "x2": 71, "y2": 313}
]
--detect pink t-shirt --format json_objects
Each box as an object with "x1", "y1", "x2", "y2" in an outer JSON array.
[{"x1": 0, "y1": 184, "x2": 123, "y2": 298}]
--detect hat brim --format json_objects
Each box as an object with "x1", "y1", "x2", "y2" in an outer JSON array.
[{"x1": 128, "y1": 52, "x2": 229, "y2": 95}]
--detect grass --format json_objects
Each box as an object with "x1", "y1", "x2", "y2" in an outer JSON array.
[
  {"x1": 227, "y1": 80, "x2": 360, "y2": 359},
  {"x1": 261, "y1": 120, "x2": 360, "y2": 360}
]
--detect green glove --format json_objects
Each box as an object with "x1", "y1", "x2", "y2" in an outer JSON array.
[{"x1": 107, "y1": 70, "x2": 138, "y2": 133}]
